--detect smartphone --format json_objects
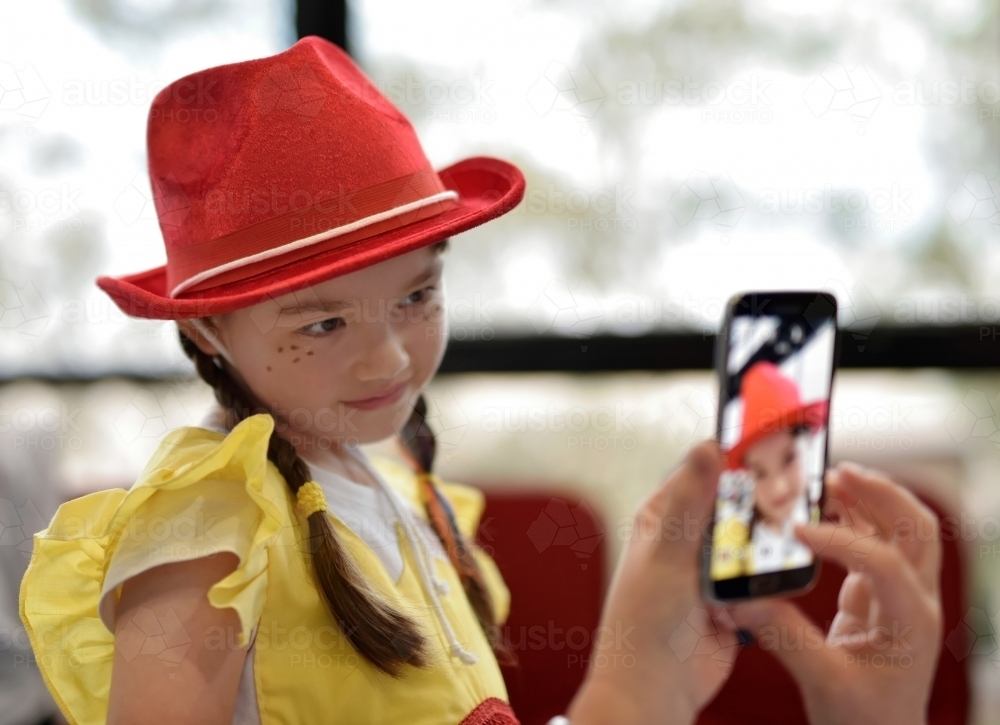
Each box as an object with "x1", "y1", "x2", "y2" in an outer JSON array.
[{"x1": 703, "y1": 291, "x2": 838, "y2": 604}]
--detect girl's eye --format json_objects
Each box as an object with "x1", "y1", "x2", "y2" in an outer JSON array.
[
  {"x1": 300, "y1": 317, "x2": 345, "y2": 336},
  {"x1": 400, "y1": 285, "x2": 436, "y2": 307}
]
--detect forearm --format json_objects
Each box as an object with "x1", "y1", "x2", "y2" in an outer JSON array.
[{"x1": 566, "y1": 660, "x2": 697, "y2": 725}]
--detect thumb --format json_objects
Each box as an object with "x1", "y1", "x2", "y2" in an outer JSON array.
[
  {"x1": 638, "y1": 441, "x2": 721, "y2": 558},
  {"x1": 652, "y1": 440, "x2": 722, "y2": 521},
  {"x1": 728, "y1": 599, "x2": 834, "y2": 686}
]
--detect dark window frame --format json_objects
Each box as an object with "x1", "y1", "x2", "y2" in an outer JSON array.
[{"x1": 214, "y1": 6, "x2": 967, "y2": 378}]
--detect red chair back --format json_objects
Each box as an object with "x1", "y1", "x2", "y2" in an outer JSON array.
[{"x1": 479, "y1": 492, "x2": 606, "y2": 725}]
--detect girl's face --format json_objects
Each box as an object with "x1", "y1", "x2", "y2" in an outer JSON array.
[
  {"x1": 745, "y1": 429, "x2": 805, "y2": 524},
  {"x1": 184, "y1": 245, "x2": 448, "y2": 449}
]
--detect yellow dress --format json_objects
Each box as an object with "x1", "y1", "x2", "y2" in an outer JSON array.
[
  {"x1": 709, "y1": 515, "x2": 751, "y2": 581},
  {"x1": 19, "y1": 414, "x2": 512, "y2": 725}
]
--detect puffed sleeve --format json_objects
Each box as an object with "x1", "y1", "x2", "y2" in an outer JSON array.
[{"x1": 18, "y1": 414, "x2": 289, "y2": 725}]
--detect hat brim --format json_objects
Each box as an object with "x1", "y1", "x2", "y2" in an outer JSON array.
[
  {"x1": 724, "y1": 399, "x2": 829, "y2": 471},
  {"x1": 96, "y1": 156, "x2": 524, "y2": 320}
]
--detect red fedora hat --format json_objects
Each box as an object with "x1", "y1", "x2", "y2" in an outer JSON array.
[
  {"x1": 725, "y1": 361, "x2": 828, "y2": 470},
  {"x1": 97, "y1": 36, "x2": 525, "y2": 320}
]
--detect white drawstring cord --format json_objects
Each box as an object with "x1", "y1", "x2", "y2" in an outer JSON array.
[
  {"x1": 345, "y1": 444, "x2": 478, "y2": 665},
  {"x1": 388, "y1": 480, "x2": 478, "y2": 665}
]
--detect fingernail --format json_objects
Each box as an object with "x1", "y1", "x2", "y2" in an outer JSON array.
[
  {"x1": 691, "y1": 447, "x2": 712, "y2": 477},
  {"x1": 839, "y1": 461, "x2": 866, "y2": 476}
]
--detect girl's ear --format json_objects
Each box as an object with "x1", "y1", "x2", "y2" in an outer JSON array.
[{"x1": 177, "y1": 318, "x2": 226, "y2": 358}]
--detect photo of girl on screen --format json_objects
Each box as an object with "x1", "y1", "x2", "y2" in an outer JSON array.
[{"x1": 710, "y1": 317, "x2": 834, "y2": 581}]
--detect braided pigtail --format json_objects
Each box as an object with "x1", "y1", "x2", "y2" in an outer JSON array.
[
  {"x1": 179, "y1": 330, "x2": 426, "y2": 677},
  {"x1": 398, "y1": 394, "x2": 517, "y2": 667}
]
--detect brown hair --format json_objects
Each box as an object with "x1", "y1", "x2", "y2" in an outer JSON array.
[
  {"x1": 178, "y1": 239, "x2": 513, "y2": 675},
  {"x1": 397, "y1": 393, "x2": 516, "y2": 666}
]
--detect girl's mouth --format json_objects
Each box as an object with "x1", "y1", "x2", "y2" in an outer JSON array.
[
  {"x1": 341, "y1": 381, "x2": 409, "y2": 411},
  {"x1": 769, "y1": 494, "x2": 793, "y2": 514}
]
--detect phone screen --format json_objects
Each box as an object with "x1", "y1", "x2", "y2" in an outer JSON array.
[{"x1": 708, "y1": 292, "x2": 837, "y2": 601}]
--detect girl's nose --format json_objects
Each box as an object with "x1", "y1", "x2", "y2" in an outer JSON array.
[
  {"x1": 772, "y1": 473, "x2": 792, "y2": 499},
  {"x1": 354, "y1": 322, "x2": 410, "y2": 381}
]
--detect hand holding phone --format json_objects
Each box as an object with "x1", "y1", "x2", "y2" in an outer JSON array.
[
  {"x1": 729, "y1": 463, "x2": 944, "y2": 725},
  {"x1": 704, "y1": 291, "x2": 838, "y2": 603}
]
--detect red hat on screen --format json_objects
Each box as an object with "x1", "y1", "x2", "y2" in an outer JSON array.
[
  {"x1": 725, "y1": 361, "x2": 828, "y2": 470},
  {"x1": 96, "y1": 36, "x2": 525, "y2": 320}
]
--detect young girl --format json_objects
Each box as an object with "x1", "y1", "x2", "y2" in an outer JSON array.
[
  {"x1": 711, "y1": 361, "x2": 827, "y2": 580},
  {"x1": 743, "y1": 423, "x2": 816, "y2": 574},
  {"x1": 712, "y1": 362, "x2": 827, "y2": 579},
  {"x1": 19, "y1": 36, "x2": 945, "y2": 725}
]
